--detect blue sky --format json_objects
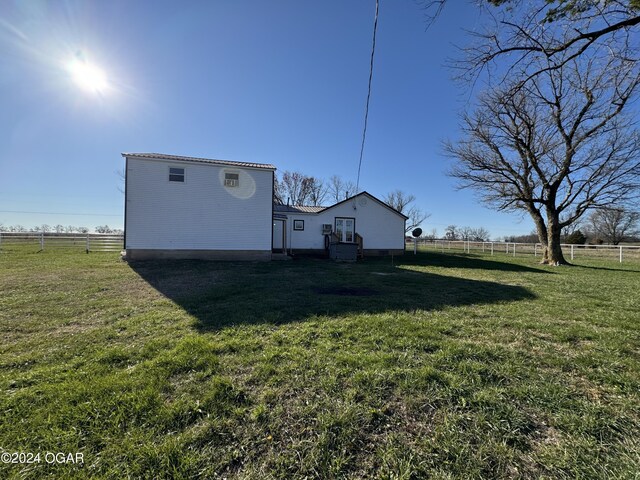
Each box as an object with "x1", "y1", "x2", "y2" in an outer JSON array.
[{"x1": 0, "y1": 0, "x2": 535, "y2": 238}]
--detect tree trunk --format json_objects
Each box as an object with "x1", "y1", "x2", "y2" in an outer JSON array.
[
  {"x1": 541, "y1": 211, "x2": 568, "y2": 265},
  {"x1": 527, "y1": 205, "x2": 557, "y2": 265}
]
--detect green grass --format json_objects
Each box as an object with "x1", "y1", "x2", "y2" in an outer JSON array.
[{"x1": 1, "y1": 249, "x2": 639, "y2": 479}]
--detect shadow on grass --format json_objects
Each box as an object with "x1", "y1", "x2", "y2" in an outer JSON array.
[
  {"x1": 399, "y1": 251, "x2": 551, "y2": 273},
  {"x1": 129, "y1": 252, "x2": 538, "y2": 331},
  {"x1": 572, "y1": 263, "x2": 640, "y2": 273}
]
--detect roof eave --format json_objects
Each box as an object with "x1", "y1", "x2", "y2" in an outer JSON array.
[
  {"x1": 319, "y1": 191, "x2": 409, "y2": 219},
  {"x1": 121, "y1": 152, "x2": 276, "y2": 170}
]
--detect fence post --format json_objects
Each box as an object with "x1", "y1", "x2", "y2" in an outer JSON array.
[
  {"x1": 513, "y1": 243, "x2": 516, "y2": 257},
  {"x1": 40, "y1": 232, "x2": 44, "y2": 251},
  {"x1": 534, "y1": 244, "x2": 537, "y2": 257},
  {"x1": 86, "y1": 234, "x2": 90, "y2": 253},
  {"x1": 506, "y1": 243, "x2": 509, "y2": 254},
  {"x1": 571, "y1": 245, "x2": 574, "y2": 261},
  {"x1": 620, "y1": 246, "x2": 623, "y2": 263},
  {"x1": 491, "y1": 242, "x2": 494, "y2": 255}
]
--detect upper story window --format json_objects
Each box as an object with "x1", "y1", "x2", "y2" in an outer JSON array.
[
  {"x1": 225, "y1": 172, "x2": 239, "y2": 187},
  {"x1": 169, "y1": 167, "x2": 185, "y2": 182}
]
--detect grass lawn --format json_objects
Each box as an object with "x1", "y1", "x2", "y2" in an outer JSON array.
[{"x1": 1, "y1": 249, "x2": 639, "y2": 479}]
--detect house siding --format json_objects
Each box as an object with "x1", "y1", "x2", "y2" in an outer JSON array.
[
  {"x1": 324, "y1": 196, "x2": 405, "y2": 250},
  {"x1": 284, "y1": 194, "x2": 405, "y2": 254},
  {"x1": 125, "y1": 156, "x2": 273, "y2": 254}
]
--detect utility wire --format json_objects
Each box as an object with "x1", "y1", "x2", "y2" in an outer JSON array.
[
  {"x1": 0, "y1": 210, "x2": 121, "y2": 217},
  {"x1": 355, "y1": 0, "x2": 379, "y2": 194}
]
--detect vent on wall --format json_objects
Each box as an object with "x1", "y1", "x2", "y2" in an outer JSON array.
[{"x1": 322, "y1": 224, "x2": 332, "y2": 234}]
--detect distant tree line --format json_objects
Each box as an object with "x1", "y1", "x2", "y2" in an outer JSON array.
[
  {"x1": 274, "y1": 171, "x2": 430, "y2": 233},
  {"x1": 505, "y1": 208, "x2": 640, "y2": 245},
  {"x1": 0, "y1": 224, "x2": 123, "y2": 234},
  {"x1": 442, "y1": 225, "x2": 492, "y2": 242}
]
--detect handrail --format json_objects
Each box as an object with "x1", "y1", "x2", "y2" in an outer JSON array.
[{"x1": 355, "y1": 233, "x2": 363, "y2": 258}]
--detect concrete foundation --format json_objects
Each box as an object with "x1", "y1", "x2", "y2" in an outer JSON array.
[{"x1": 125, "y1": 249, "x2": 272, "y2": 261}]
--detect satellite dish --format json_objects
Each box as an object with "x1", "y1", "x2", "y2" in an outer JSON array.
[{"x1": 412, "y1": 228, "x2": 422, "y2": 238}]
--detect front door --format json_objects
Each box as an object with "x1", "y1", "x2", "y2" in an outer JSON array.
[
  {"x1": 273, "y1": 220, "x2": 285, "y2": 252},
  {"x1": 335, "y1": 217, "x2": 355, "y2": 243}
]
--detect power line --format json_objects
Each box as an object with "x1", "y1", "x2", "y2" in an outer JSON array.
[
  {"x1": 355, "y1": 0, "x2": 379, "y2": 194},
  {"x1": 0, "y1": 210, "x2": 121, "y2": 217}
]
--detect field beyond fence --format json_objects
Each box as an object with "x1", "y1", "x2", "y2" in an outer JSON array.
[
  {"x1": 1, "y1": 233, "x2": 639, "y2": 263},
  {"x1": 407, "y1": 238, "x2": 640, "y2": 263},
  {"x1": 0, "y1": 232, "x2": 123, "y2": 253}
]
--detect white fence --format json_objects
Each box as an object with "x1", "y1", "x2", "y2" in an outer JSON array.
[
  {"x1": 0, "y1": 232, "x2": 124, "y2": 253},
  {"x1": 407, "y1": 239, "x2": 640, "y2": 263}
]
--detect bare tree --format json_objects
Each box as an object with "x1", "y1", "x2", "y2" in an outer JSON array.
[
  {"x1": 405, "y1": 205, "x2": 430, "y2": 233},
  {"x1": 384, "y1": 190, "x2": 416, "y2": 212},
  {"x1": 95, "y1": 225, "x2": 112, "y2": 234},
  {"x1": 273, "y1": 176, "x2": 285, "y2": 205},
  {"x1": 40, "y1": 224, "x2": 51, "y2": 233},
  {"x1": 65, "y1": 225, "x2": 76, "y2": 233},
  {"x1": 306, "y1": 177, "x2": 328, "y2": 206},
  {"x1": 54, "y1": 224, "x2": 64, "y2": 233},
  {"x1": 445, "y1": 38, "x2": 640, "y2": 264},
  {"x1": 456, "y1": 226, "x2": 491, "y2": 241},
  {"x1": 458, "y1": 226, "x2": 474, "y2": 241},
  {"x1": 424, "y1": 1, "x2": 640, "y2": 88},
  {"x1": 471, "y1": 227, "x2": 491, "y2": 241},
  {"x1": 328, "y1": 175, "x2": 356, "y2": 202},
  {"x1": 384, "y1": 190, "x2": 431, "y2": 233},
  {"x1": 77, "y1": 227, "x2": 89, "y2": 234},
  {"x1": 588, "y1": 208, "x2": 640, "y2": 244},
  {"x1": 444, "y1": 225, "x2": 459, "y2": 240},
  {"x1": 274, "y1": 174, "x2": 333, "y2": 206},
  {"x1": 277, "y1": 171, "x2": 315, "y2": 206}
]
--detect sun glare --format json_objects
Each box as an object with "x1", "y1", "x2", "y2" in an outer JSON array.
[{"x1": 67, "y1": 59, "x2": 109, "y2": 94}]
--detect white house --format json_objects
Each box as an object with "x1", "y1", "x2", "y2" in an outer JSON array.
[
  {"x1": 123, "y1": 153, "x2": 407, "y2": 260},
  {"x1": 273, "y1": 192, "x2": 407, "y2": 257},
  {"x1": 123, "y1": 153, "x2": 275, "y2": 260}
]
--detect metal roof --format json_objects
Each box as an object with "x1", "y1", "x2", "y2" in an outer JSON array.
[
  {"x1": 273, "y1": 204, "x2": 326, "y2": 214},
  {"x1": 122, "y1": 152, "x2": 276, "y2": 170},
  {"x1": 273, "y1": 192, "x2": 407, "y2": 219}
]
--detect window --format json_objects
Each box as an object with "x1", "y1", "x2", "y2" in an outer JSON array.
[
  {"x1": 169, "y1": 167, "x2": 185, "y2": 182},
  {"x1": 225, "y1": 172, "x2": 239, "y2": 187},
  {"x1": 293, "y1": 220, "x2": 304, "y2": 231},
  {"x1": 335, "y1": 217, "x2": 355, "y2": 242}
]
